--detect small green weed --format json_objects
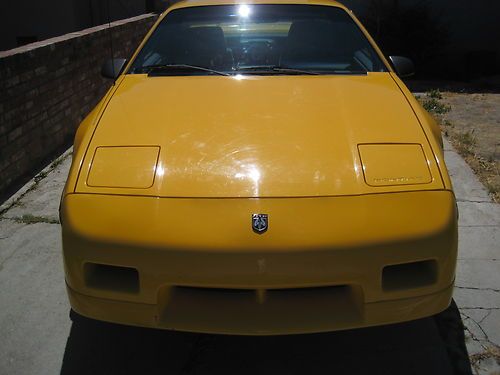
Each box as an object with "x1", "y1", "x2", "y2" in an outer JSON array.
[
  {"x1": 34, "y1": 171, "x2": 48, "y2": 183},
  {"x1": 15, "y1": 214, "x2": 59, "y2": 225},
  {"x1": 427, "y1": 89, "x2": 443, "y2": 100},
  {"x1": 422, "y1": 97, "x2": 451, "y2": 115},
  {"x1": 453, "y1": 130, "x2": 476, "y2": 157}
]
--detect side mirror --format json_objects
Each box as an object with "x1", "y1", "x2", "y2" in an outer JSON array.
[
  {"x1": 389, "y1": 56, "x2": 415, "y2": 78},
  {"x1": 101, "y1": 58, "x2": 127, "y2": 79}
]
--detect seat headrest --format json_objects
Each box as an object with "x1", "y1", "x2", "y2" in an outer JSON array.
[
  {"x1": 182, "y1": 26, "x2": 227, "y2": 68},
  {"x1": 281, "y1": 20, "x2": 338, "y2": 67},
  {"x1": 288, "y1": 20, "x2": 336, "y2": 45}
]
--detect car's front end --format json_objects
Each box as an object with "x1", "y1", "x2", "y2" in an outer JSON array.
[{"x1": 61, "y1": 0, "x2": 457, "y2": 335}]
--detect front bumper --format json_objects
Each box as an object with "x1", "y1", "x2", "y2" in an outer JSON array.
[
  {"x1": 62, "y1": 190, "x2": 457, "y2": 334},
  {"x1": 67, "y1": 282, "x2": 454, "y2": 335}
]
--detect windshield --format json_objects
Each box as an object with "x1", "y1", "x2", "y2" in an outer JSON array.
[{"x1": 129, "y1": 4, "x2": 388, "y2": 75}]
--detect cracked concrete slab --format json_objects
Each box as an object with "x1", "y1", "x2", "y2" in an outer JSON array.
[
  {"x1": 461, "y1": 311, "x2": 489, "y2": 357},
  {"x1": 461, "y1": 309, "x2": 500, "y2": 374},
  {"x1": 454, "y1": 287, "x2": 500, "y2": 310},
  {"x1": 0, "y1": 221, "x2": 70, "y2": 375},
  {"x1": 482, "y1": 310, "x2": 500, "y2": 346},
  {"x1": 458, "y1": 226, "x2": 499, "y2": 260},
  {"x1": 444, "y1": 140, "x2": 491, "y2": 203},
  {"x1": 444, "y1": 135, "x2": 500, "y2": 375},
  {"x1": 443, "y1": 138, "x2": 454, "y2": 152},
  {"x1": 457, "y1": 202, "x2": 500, "y2": 227},
  {"x1": 460, "y1": 303, "x2": 500, "y2": 372},
  {"x1": 456, "y1": 260, "x2": 500, "y2": 291},
  {"x1": 461, "y1": 310, "x2": 490, "y2": 345},
  {"x1": 1, "y1": 154, "x2": 71, "y2": 222},
  {"x1": 0, "y1": 219, "x2": 26, "y2": 267},
  {"x1": 475, "y1": 359, "x2": 500, "y2": 375},
  {"x1": 0, "y1": 150, "x2": 72, "y2": 374}
]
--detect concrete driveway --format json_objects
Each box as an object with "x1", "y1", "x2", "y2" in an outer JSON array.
[{"x1": 0, "y1": 140, "x2": 498, "y2": 375}]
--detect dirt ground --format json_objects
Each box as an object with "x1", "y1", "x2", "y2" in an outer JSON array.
[
  {"x1": 442, "y1": 93, "x2": 500, "y2": 202},
  {"x1": 442, "y1": 93, "x2": 500, "y2": 158},
  {"x1": 419, "y1": 91, "x2": 500, "y2": 202}
]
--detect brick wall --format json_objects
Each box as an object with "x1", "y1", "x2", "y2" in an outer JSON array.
[{"x1": 0, "y1": 14, "x2": 157, "y2": 200}]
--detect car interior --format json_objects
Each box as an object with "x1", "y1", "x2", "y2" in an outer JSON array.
[{"x1": 132, "y1": 11, "x2": 385, "y2": 74}]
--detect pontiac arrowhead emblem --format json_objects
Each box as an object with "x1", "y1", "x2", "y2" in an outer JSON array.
[{"x1": 252, "y1": 214, "x2": 268, "y2": 234}]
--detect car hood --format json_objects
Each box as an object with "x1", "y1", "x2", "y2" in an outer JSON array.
[{"x1": 76, "y1": 73, "x2": 443, "y2": 197}]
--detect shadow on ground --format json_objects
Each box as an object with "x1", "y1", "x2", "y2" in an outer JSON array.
[{"x1": 60, "y1": 308, "x2": 472, "y2": 375}]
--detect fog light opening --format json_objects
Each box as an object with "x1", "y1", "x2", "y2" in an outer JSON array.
[
  {"x1": 84, "y1": 263, "x2": 139, "y2": 294},
  {"x1": 382, "y1": 260, "x2": 438, "y2": 291}
]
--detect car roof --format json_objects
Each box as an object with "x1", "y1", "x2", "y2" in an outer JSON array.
[{"x1": 168, "y1": 0, "x2": 348, "y2": 11}]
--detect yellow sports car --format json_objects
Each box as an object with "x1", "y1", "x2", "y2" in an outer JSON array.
[{"x1": 61, "y1": 0, "x2": 457, "y2": 335}]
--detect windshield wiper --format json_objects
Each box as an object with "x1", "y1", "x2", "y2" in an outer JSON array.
[
  {"x1": 135, "y1": 64, "x2": 230, "y2": 77},
  {"x1": 322, "y1": 70, "x2": 368, "y2": 75},
  {"x1": 236, "y1": 65, "x2": 319, "y2": 75}
]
